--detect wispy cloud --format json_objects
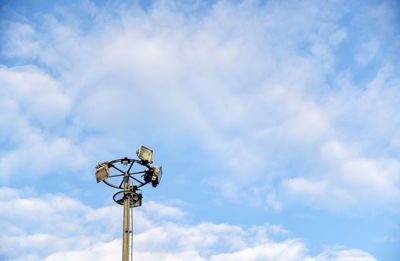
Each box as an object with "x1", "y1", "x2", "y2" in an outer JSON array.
[{"x1": 0, "y1": 0, "x2": 399, "y2": 212}]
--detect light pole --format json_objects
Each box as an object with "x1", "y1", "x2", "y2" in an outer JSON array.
[{"x1": 95, "y1": 145, "x2": 163, "y2": 261}]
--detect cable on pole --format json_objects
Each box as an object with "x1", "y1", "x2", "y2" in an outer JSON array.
[{"x1": 130, "y1": 198, "x2": 134, "y2": 261}]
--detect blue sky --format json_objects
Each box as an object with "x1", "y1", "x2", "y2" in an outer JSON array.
[{"x1": 0, "y1": 0, "x2": 399, "y2": 260}]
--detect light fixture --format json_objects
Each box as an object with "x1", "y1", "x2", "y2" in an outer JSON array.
[
  {"x1": 151, "y1": 166, "x2": 162, "y2": 187},
  {"x1": 136, "y1": 145, "x2": 153, "y2": 163},
  {"x1": 130, "y1": 193, "x2": 142, "y2": 208},
  {"x1": 95, "y1": 162, "x2": 109, "y2": 183}
]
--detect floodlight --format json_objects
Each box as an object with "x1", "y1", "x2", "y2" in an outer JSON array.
[
  {"x1": 130, "y1": 193, "x2": 142, "y2": 208},
  {"x1": 95, "y1": 162, "x2": 109, "y2": 183},
  {"x1": 151, "y1": 166, "x2": 162, "y2": 187},
  {"x1": 136, "y1": 145, "x2": 153, "y2": 163}
]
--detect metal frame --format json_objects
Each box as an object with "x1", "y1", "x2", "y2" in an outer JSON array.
[{"x1": 101, "y1": 158, "x2": 151, "y2": 190}]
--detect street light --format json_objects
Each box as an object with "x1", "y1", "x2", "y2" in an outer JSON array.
[{"x1": 95, "y1": 145, "x2": 163, "y2": 261}]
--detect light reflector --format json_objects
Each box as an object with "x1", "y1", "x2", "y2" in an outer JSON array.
[{"x1": 95, "y1": 162, "x2": 109, "y2": 183}]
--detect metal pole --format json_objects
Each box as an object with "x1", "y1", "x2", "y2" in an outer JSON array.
[{"x1": 122, "y1": 176, "x2": 130, "y2": 261}]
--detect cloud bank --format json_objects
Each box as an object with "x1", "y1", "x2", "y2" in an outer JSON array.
[{"x1": 0, "y1": 187, "x2": 377, "y2": 261}]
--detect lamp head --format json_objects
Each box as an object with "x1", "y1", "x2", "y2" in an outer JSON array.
[
  {"x1": 130, "y1": 192, "x2": 143, "y2": 208},
  {"x1": 95, "y1": 162, "x2": 109, "y2": 183},
  {"x1": 151, "y1": 165, "x2": 162, "y2": 187},
  {"x1": 136, "y1": 145, "x2": 153, "y2": 163},
  {"x1": 143, "y1": 165, "x2": 163, "y2": 187}
]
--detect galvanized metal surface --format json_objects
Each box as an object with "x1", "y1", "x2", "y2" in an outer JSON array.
[{"x1": 123, "y1": 179, "x2": 130, "y2": 261}]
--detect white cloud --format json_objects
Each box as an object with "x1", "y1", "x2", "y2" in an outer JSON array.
[
  {"x1": 0, "y1": 66, "x2": 88, "y2": 181},
  {"x1": 209, "y1": 240, "x2": 308, "y2": 261},
  {"x1": 265, "y1": 191, "x2": 283, "y2": 212},
  {"x1": 314, "y1": 247, "x2": 378, "y2": 261},
  {"x1": 282, "y1": 139, "x2": 400, "y2": 209},
  {"x1": 0, "y1": 66, "x2": 71, "y2": 127},
  {"x1": 144, "y1": 201, "x2": 186, "y2": 220},
  {"x1": 2, "y1": 23, "x2": 40, "y2": 59},
  {"x1": 0, "y1": 188, "x2": 376, "y2": 261},
  {"x1": 279, "y1": 61, "x2": 400, "y2": 210},
  {"x1": 355, "y1": 41, "x2": 379, "y2": 66},
  {"x1": 0, "y1": 132, "x2": 87, "y2": 181}
]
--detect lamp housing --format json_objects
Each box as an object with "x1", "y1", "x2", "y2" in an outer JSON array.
[
  {"x1": 95, "y1": 162, "x2": 109, "y2": 183},
  {"x1": 151, "y1": 166, "x2": 162, "y2": 187},
  {"x1": 130, "y1": 193, "x2": 142, "y2": 208},
  {"x1": 136, "y1": 145, "x2": 153, "y2": 163}
]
